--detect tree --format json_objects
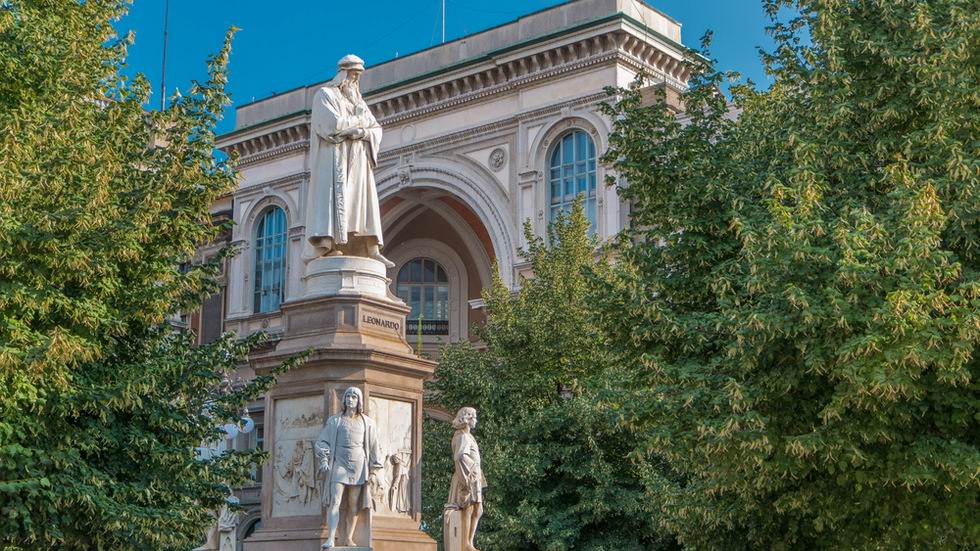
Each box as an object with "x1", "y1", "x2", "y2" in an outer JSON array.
[
  {"x1": 0, "y1": 2, "x2": 295, "y2": 548},
  {"x1": 596, "y1": 0, "x2": 979, "y2": 548},
  {"x1": 422, "y1": 205, "x2": 678, "y2": 551}
]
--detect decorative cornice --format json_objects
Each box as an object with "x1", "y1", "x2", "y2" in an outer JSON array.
[
  {"x1": 219, "y1": 27, "x2": 686, "y2": 167},
  {"x1": 223, "y1": 124, "x2": 310, "y2": 168},
  {"x1": 370, "y1": 29, "x2": 687, "y2": 126}
]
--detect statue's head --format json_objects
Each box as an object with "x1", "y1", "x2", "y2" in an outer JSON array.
[
  {"x1": 451, "y1": 407, "x2": 477, "y2": 430},
  {"x1": 335, "y1": 54, "x2": 365, "y2": 102},
  {"x1": 342, "y1": 386, "x2": 363, "y2": 415}
]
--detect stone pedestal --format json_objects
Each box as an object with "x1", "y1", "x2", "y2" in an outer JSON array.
[
  {"x1": 304, "y1": 256, "x2": 390, "y2": 300},
  {"x1": 443, "y1": 508, "x2": 464, "y2": 551},
  {"x1": 243, "y1": 257, "x2": 437, "y2": 551}
]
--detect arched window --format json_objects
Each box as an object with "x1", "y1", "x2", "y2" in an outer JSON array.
[
  {"x1": 240, "y1": 519, "x2": 261, "y2": 551},
  {"x1": 253, "y1": 207, "x2": 287, "y2": 313},
  {"x1": 396, "y1": 258, "x2": 449, "y2": 336},
  {"x1": 549, "y1": 129, "x2": 597, "y2": 232}
]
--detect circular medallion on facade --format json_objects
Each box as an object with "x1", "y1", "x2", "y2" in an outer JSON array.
[
  {"x1": 400, "y1": 124, "x2": 417, "y2": 143},
  {"x1": 489, "y1": 148, "x2": 506, "y2": 172}
]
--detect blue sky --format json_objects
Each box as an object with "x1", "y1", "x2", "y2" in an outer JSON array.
[{"x1": 116, "y1": 1, "x2": 778, "y2": 134}]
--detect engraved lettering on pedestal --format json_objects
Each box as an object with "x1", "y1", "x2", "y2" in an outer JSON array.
[
  {"x1": 362, "y1": 313, "x2": 402, "y2": 332},
  {"x1": 368, "y1": 397, "x2": 414, "y2": 517},
  {"x1": 272, "y1": 395, "x2": 325, "y2": 517}
]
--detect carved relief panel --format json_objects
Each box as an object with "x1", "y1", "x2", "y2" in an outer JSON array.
[
  {"x1": 368, "y1": 396, "x2": 414, "y2": 517},
  {"x1": 271, "y1": 395, "x2": 324, "y2": 517}
]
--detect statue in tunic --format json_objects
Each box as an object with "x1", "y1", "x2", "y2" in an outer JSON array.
[
  {"x1": 315, "y1": 387, "x2": 383, "y2": 549},
  {"x1": 445, "y1": 407, "x2": 487, "y2": 551},
  {"x1": 306, "y1": 54, "x2": 394, "y2": 267}
]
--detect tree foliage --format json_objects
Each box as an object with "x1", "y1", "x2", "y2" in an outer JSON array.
[
  {"x1": 422, "y1": 207, "x2": 677, "y2": 551},
  {"x1": 0, "y1": 2, "x2": 294, "y2": 548},
  {"x1": 596, "y1": 0, "x2": 979, "y2": 548}
]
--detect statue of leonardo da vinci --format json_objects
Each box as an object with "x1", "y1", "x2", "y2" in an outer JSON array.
[{"x1": 305, "y1": 54, "x2": 393, "y2": 267}]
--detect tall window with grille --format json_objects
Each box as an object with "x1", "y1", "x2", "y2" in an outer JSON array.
[
  {"x1": 396, "y1": 258, "x2": 449, "y2": 336},
  {"x1": 549, "y1": 129, "x2": 597, "y2": 232},
  {"x1": 253, "y1": 207, "x2": 287, "y2": 313}
]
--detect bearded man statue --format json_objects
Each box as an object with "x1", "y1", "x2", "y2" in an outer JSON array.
[{"x1": 305, "y1": 54, "x2": 393, "y2": 267}]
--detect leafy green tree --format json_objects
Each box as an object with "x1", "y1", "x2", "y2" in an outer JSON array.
[
  {"x1": 596, "y1": 0, "x2": 979, "y2": 548},
  {"x1": 0, "y1": 2, "x2": 294, "y2": 548},
  {"x1": 422, "y1": 206, "x2": 678, "y2": 551}
]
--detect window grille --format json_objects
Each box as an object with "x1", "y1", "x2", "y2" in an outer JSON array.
[{"x1": 395, "y1": 258, "x2": 450, "y2": 336}]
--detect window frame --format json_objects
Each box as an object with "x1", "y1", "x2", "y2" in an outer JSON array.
[
  {"x1": 252, "y1": 206, "x2": 288, "y2": 314},
  {"x1": 395, "y1": 257, "x2": 451, "y2": 336},
  {"x1": 547, "y1": 129, "x2": 598, "y2": 233}
]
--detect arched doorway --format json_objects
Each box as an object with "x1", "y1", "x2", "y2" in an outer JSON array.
[{"x1": 380, "y1": 188, "x2": 494, "y2": 358}]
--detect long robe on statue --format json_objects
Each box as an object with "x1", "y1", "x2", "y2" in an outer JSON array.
[{"x1": 306, "y1": 83, "x2": 384, "y2": 255}]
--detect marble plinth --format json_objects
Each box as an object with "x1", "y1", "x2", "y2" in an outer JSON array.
[
  {"x1": 304, "y1": 256, "x2": 389, "y2": 299},
  {"x1": 443, "y1": 508, "x2": 463, "y2": 551}
]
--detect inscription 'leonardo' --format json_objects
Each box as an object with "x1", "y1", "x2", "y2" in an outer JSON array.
[{"x1": 363, "y1": 314, "x2": 401, "y2": 332}]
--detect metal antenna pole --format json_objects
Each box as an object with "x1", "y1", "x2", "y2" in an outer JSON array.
[
  {"x1": 441, "y1": 0, "x2": 445, "y2": 43},
  {"x1": 160, "y1": 0, "x2": 170, "y2": 111}
]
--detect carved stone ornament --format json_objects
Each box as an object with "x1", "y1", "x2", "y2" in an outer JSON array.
[
  {"x1": 368, "y1": 396, "x2": 414, "y2": 517},
  {"x1": 488, "y1": 148, "x2": 506, "y2": 172},
  {"x1": 271, "y1": 396, "x2": 325, "y2": 518}
]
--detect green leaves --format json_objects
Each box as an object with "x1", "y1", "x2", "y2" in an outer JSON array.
[
  {"x1": 0, "y1": 3, "x2": 285, "y2": 549},
  {"x1": 598, "y1": 1, "x2": 979, "y2": 548},
  {"x1": 423, "y1": 204, "x2": 677, "y2": 551}
]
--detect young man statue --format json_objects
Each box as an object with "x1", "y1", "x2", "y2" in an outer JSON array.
[
  {"x1": 445, "y1": 407, "x2": 486, "y2": 551},
  {"x1": 315, "y1": 387, "x2": 382, "y2": 548}
]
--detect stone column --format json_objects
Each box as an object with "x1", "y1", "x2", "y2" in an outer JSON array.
[{"x1": 243, "y1": 256, "x2": 437, "y2": 551}]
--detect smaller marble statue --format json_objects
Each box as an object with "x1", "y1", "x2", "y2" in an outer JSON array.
[
  {"x1": 445, "y1": 407, "x2": 487, "y2": 551},
  {"x1": 388, "y1": 453, "x2": 410, "y2": 513},
  {"x1": 195, "y1": 493, "x2": 240, "y2": 551},
  {"x1": 315, "y1": 387, "x2": 383, "y2": 549}
]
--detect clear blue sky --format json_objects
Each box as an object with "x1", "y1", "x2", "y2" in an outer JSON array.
[{"x1": 116, "y1": 0, "x2": 778, "y2": 134}]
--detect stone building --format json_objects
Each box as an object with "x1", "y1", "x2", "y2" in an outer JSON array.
[{"x1": 196, "y1": 0, "x2": 689, "y2": 545}]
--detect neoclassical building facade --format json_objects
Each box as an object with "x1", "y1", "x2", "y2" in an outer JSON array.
[{"x1": 198, "y1": 0, "x2": 688, "y2": 544}]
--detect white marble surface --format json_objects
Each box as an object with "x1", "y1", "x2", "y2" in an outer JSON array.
[
  {"x1": 272, "y1": 395, "x2": 325, "y2": 517},
  {"x1": 368, "y1": 396, "x2": 414, "y2": 516},
  {"x1": 303, "y1": 255, "x2": 390, "y2": 299}
]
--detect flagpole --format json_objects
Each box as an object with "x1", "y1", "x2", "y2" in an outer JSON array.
[{"x1": 160, "y1": 0, "x2": 170, "y2": 111}]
